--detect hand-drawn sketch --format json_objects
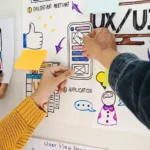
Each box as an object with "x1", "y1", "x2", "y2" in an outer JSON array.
[
  {"x1": 55, "y1": 37, "x2": 65, "y2": 54},
  {"x1": 31, "y1": 0, "x2": 51, "y2": 3},
  {"x1": 90, "y1": 4, "x2": 150, "y2": 37},
  {"x1": 72, "y1": 1, "x2": 83, "y2": 14},
  {"x1": 26, "y1": 62, "x2": 61, "y2": 116},
  {"x1": 97, "y1": 91, "x2": 117, "y2": 126},
  {"x1": 68, "y1": 22, "x2": 93, "y2": 80},
  {"x1": 119, "y1": 0, "x2": 150, "y2": 6},
  {"x1": 63, "y1": 87, "x2": 67, "y2": 93},
  {"x1": 118, "y1": 99, "x2": 125, "y2": 106},
  {"x1": 115, "y1": 34, "x2": 150, "y2": 45},
  {"x1": 27, "y1": 7, "x2": 32, "y2": 14},
  {"x1": 23, "y1": 23, "x2": 43, "y2": 50},
  {"x1": 96, "y1": 71, "x2": 110, "y2": 90},
  {"x1": 74, "y1": 100, "x2": 96, "y2": 112},
  {"x1": 73, "y1": 31, "x2": 84, "y2": 45}
]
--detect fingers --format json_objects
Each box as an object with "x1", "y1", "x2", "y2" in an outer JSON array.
[
  {"x1": 56, "y1": 69, "x2": 74, "y2": 84},
  {"x1": 88, "y1": 28, "x2": 102, "y2": 38},
  {"x1": 82, "y1": 51, "x2": 94, "y2": 59},
  {"x1": 0, "y1": 74, "x2": 3, "y2": 83},
  {"x1": 58, "y1": 80, "x2": 67, "y2": 94},
  {"x1": 83, "y1": 35, "x2": 91, "y2": 43},
  {"x1": 49, "y1": 66, "x2": 69, "y2": 75},
  {"x1": 88, "y1": 30, "x2": 96, "y2": 38}
]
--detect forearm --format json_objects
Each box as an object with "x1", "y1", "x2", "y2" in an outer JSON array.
[
  {"x1": 0, "y1": 97, "x2": 46, "y2": 150},
  {"x1": 109, "y1": 53, "x2": 150, "y2": 128}
]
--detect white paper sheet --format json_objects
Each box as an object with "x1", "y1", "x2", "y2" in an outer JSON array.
[
  {"x1": 0, "y1": 19, "x2": 14, "y2": 83},
  {"x1": 24, "y1": 137, "x2": 107, "y2": 150},
  {"x1": 23, "y1": 0, "x2": 150, "y2": 134}
]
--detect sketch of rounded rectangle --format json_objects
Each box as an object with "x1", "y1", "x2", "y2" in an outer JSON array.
[
  {"x1": 30, "y1": 61, "x2": 60, "y2": 74},
  {"x1": 68, "y1": 22, "x2": 93, "y2": 80},
  {"x1": 70, "y1": 63, "x2": 92, "y2": 80},
  {"x1": 40, "y1": 62, "x2": 60, "y2": 77},
  {"x1": 31, "y1": 0, "x2": 51, "y2": 3}
]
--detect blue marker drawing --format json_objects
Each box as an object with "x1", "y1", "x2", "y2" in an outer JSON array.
[
  {"x1": 72, "y1": 51, "x2": 82, "y2": 56},
  {"x1": 118, "y1": 99, "x2": 125, "y2": 106},
  {"x1": 74, "y1": 100, "x2": 96, "y2": 112},
  {"x1": 72, "y1": 57, "x2": 89, "y2": 61}
]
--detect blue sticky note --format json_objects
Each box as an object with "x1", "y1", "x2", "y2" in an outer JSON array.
[{"x1": 85, "y1": 0, "x2": 120, "y2": 13}]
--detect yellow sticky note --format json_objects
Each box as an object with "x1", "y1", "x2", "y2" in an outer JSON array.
[
  {"x1": 103, "y1": 69, "x2": 110, "y2": 87},
  {"x1": 14, "y1": 50, "x2": 47, "y2": 70}
]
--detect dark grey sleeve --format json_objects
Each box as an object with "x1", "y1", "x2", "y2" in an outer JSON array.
[{"x1": 109, "y1": 53, "x2": 150, "y2": 129}]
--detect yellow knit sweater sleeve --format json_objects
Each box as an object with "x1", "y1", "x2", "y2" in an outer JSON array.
[{"x1": 0, "y1": 97, "x2": 46, "y2": 150}]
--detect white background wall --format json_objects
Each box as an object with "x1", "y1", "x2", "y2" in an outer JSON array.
[{"x1": 0, "y1": 0, "x2": 150, "y2": 150}]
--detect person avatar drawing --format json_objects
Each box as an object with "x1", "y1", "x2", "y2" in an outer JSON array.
[{"x1": 97, "y1": 91, "x2": 117, "y2": 126}]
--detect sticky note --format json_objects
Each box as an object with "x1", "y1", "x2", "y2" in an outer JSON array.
[
  {"x1": 85, "y1": 0, "x2": 120, "y2": 13},
  {"x1": 74, "y1": 31, "x2": 84, "y2": 45},
  {"x1": 103, "y1": 69, "x2": 110, "y2": 87},
  {"x1": 14, "y1": 50, "x2": 47, "y2": 70}
]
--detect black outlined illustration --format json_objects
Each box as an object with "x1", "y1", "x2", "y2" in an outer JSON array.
[
  {"x1": 119, "y1": 0, "x2": 150, "y2": 6},
  {"x1": 23, "y1": 22, "x2": 43, "y2": 50},
  {"x1": 26, "y1": 61, "x2": 61, "y2": 116},
  {"x1": 68, "y1": 22, "x2": 93, "y2": 80},
  {"x1": 31, "y1": 0, "x2": 51, "y2": 3},
  {"x1": 98, "y1": 91, "x2": 117, "y2": 126},
  {"x1": 90, "y1": 10, "x2": 150, "y2": 45},
  {"x1": 96, "y1": 71, "x2": 110, "y2": 90}
]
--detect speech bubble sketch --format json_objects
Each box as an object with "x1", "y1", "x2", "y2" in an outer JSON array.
[
  {"x1": 23, "y1": 22, "x2": 43, "y2": 50},
  {"x1": 74, "y1": 100, "x2": 96, "y2": 112}
]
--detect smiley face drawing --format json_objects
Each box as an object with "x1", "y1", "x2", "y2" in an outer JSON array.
[{"x1": 97, "y1": 91, "x2": 117, "y2": 126}]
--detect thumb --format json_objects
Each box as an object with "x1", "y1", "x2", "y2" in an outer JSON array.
[
  {"x1": 29, "y1": 23, "x2": 35, "y2": 33},
  {"x1": 56, "y1": 70, "x2": 74, "y2": 84}
]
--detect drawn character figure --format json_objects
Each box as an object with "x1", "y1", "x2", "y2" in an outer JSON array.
[{"x1": 97, "y1": 91, "x2": 117, "y2": 126}]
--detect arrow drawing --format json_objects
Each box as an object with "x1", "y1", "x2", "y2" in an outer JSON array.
[
  {"x1": 55, "y1": 37, "x2": 65, "y2": 54},
  {"x1": 148, "y1": 48, "x2": 150, "y2": 60},
  {"x1": 72, "y1": 1, "x2": 83, "y2": 14}
]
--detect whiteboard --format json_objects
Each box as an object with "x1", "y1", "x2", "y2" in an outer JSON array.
[
  {"x1": 22, "y1": 0, "x2": 150, "y2": 134},
  {"x1": 24, "y1": 137, "x2": 107, "y2": 150}
]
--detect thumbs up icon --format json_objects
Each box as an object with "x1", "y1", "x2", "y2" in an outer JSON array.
[{"x1": 23, "y1": 23, "x2": 43, "y2": 50}]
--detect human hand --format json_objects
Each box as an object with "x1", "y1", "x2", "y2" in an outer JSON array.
[
  {"x1": 23, "y1": 23, "x2": 43, "y2": 50},
  {"x1": 83, "y1": 28, "x2": 119, "y2": 68},
  {"x1": 31, "y1": 66, "x2": 74, "y2": 107},
  {"x1": 0, "y1": 74, "x2": 8, "y2": 99}
]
